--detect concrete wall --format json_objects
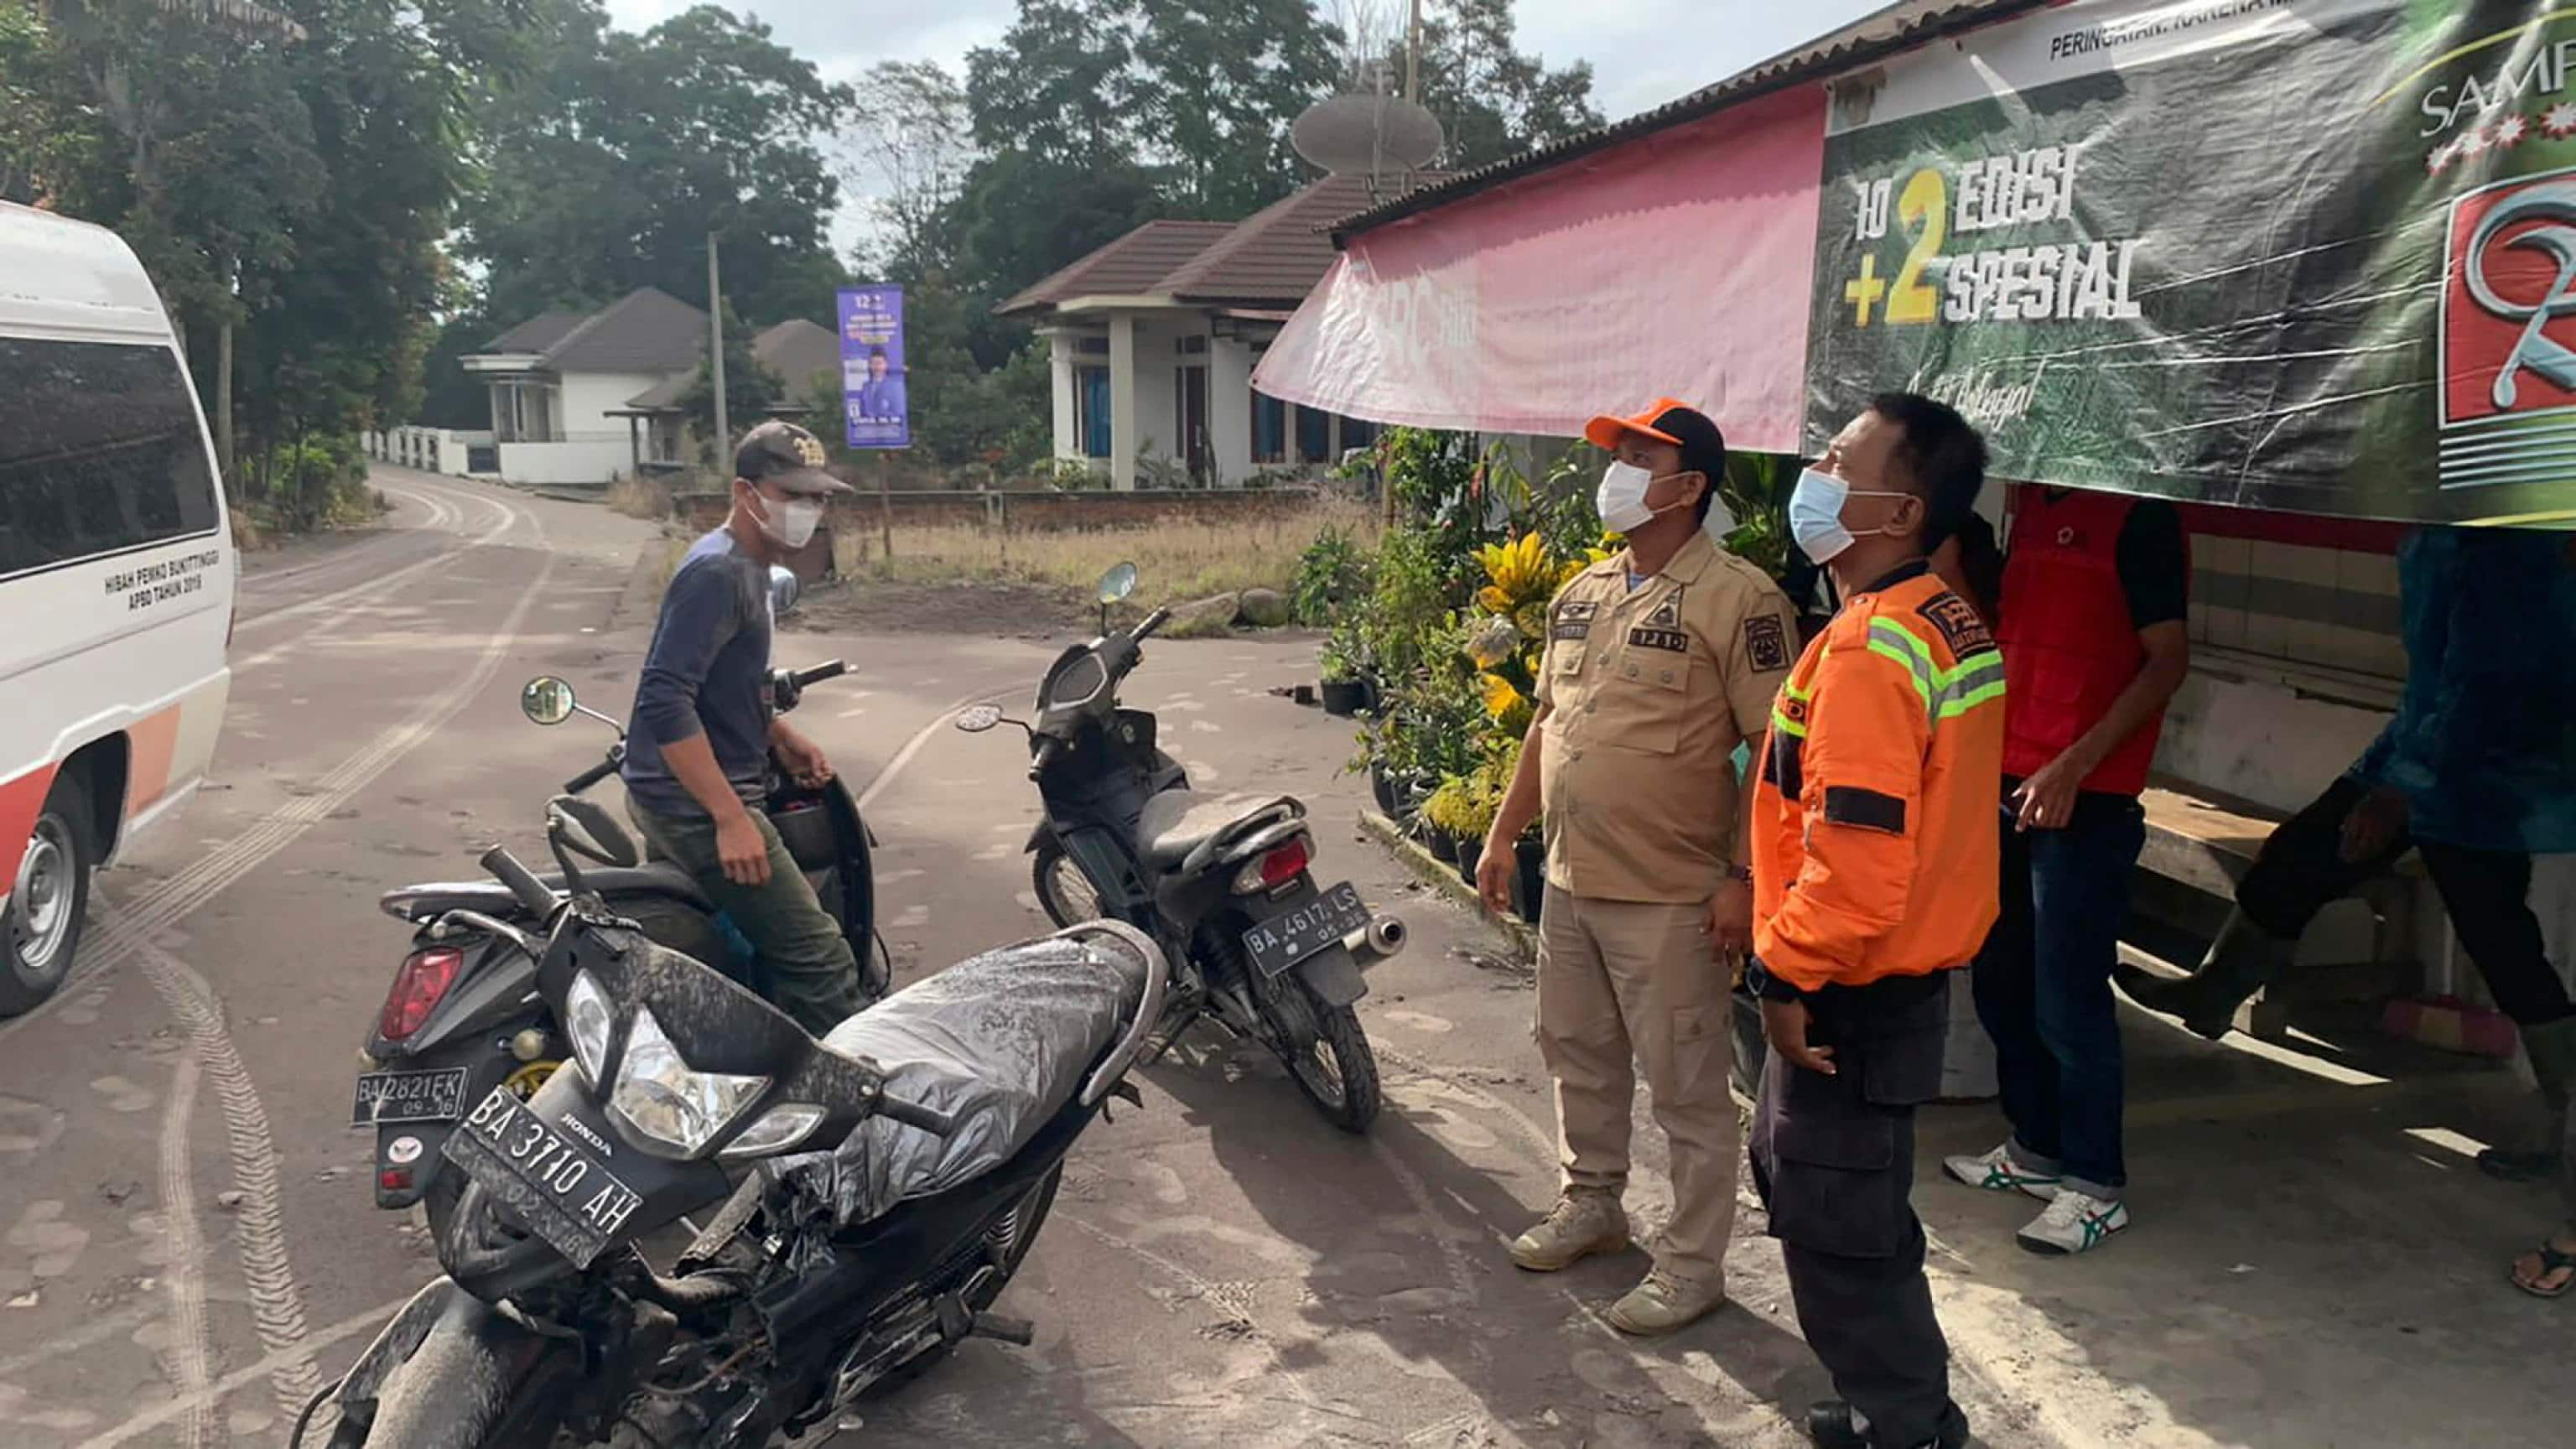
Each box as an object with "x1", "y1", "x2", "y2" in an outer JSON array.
[
  {"x1": 558, "y1": 371, "x2": 667, "y2": 435},
  {"x1": 497, "y1": 437, "x2": 632, "y2": 486},
  {"x1": 1208, "y1": 335, "x2": 1257, "y2": 484},
  {"x1": 365, "y1": 427, "x2": 492, "y2": 478},
  {"x1": 679, "y1": 486, "x2": 1325, "y2": 538}
]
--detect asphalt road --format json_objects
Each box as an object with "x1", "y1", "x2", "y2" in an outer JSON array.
[{"x1": 4, "y1": 471, "x2": 2567, "y2": 1449}]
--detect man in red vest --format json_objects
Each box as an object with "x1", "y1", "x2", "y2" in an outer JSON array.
[{"x1": 1941, "y1": 487, "x2": 2189, "y2": 1254}]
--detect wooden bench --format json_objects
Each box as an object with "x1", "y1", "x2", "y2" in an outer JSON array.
[{"x1": 2133, "y1": 776, "x2": 2419, "y2": 1038}]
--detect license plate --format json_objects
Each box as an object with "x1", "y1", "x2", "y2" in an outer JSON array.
[
  {"x1": 349, "y1": 1067, "x2": 470, "y2": 1128},
  {"x1": 1241, "y1": 881, "x2": 1369, "y2": 979},
  {"x1": 440, "y1": 1088, "x2": 642, "y2": 1268}
]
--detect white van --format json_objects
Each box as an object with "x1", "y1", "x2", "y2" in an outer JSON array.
[{"x1": 0, "y1": 202, "x2": 234, "y2": 1012}]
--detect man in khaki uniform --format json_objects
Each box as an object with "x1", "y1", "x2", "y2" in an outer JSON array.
[{"x1": 1478, "y1": 397, "x2": 1800, "y2": 1334}]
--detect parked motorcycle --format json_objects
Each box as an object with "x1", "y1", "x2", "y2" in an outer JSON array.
[
  {"x1": 352, "y1": 567, "x2": 886, "y2": 1220},
  {"x1": 954, "y1": 563, "x2": 1405, "y2": 1133},
  {"x1": 304, "y1": 804, "x2": 1170, "y2": 1449}
]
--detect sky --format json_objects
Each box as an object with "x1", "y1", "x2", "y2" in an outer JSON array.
[{"x1": 601, "y1": 0, "x2": 1889, "y2": 256}]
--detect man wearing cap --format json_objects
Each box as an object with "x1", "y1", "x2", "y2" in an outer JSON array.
[
  {"x1": 621, "y1": 420, "x2": 863, "y2": 1036},
  {"x1": 1476, "y1": 398, "x2": 1800, "y2": 1334}
]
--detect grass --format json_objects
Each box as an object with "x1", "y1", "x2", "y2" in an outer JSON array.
[
  {"x1": 834, "y1": 497, "x2": 1379, "y2": 606},
  {"x1": 608, "y1": 473, "x2": 677, "y2": 522}
]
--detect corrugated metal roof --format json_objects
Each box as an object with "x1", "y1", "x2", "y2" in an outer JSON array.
[
  {"x1": 995, "y1": 221, "x2": 1236, "y2": 317},
  {"x1": 541, "y1": 287, "x2": 707, "y2": 374},
  {"x1": 1163, "y1": 173, "x2": 1440, "y2": 305},
  {"x1": 1327, "y1": 0, "x2": 2045, "y2": 240}
]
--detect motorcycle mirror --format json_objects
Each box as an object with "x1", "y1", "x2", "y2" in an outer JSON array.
[
  {"x1": 522, "y1": 676, "x2": 577, "y2": 726},
  {"x1": 550, "y1": 796, "x2": 641, "y2": 869},
  {"x1": 768, "y1": 565, "x2": 802, "y2": 617},
  {"x1": 1097, "y1": 562, "x2": 1139, "y2": 605},
  {"x1": 954, "y1": 704, "x2": 1005, "y2": 734}
]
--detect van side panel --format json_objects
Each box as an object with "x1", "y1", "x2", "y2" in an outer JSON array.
[{"x1": 0, "y1": 763, "x2": 62, "y2": 896}]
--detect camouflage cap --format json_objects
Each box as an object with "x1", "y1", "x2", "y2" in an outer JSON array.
[{"x1": 734, "y1": 420, "x2": 850, "y2": 496}]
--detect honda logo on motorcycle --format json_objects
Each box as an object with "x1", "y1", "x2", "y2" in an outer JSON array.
[{"x1": 2438, "y1": 166, "x2": 2576, "y2": 491}]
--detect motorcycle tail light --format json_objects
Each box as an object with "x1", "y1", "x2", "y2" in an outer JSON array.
[
  {"x1": 379, "y1": 947, "x2": 465, "y2": 1041},
  {"x1": 1233, "y1": 835, "x2": 1311, "y2": 895},
  {"x1": 379, "y1": 1167, "x2": 412, "y2": 1192}
]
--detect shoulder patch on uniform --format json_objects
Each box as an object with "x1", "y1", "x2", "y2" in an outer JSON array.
[
  {"x1": 1742, "y1": 614, "x2": 1789, "y2": 672},
  {"x1": 1628, "y1": 626, "x2": 1689, "y2": 653},
  {"x1": 1917, "y1": 590, "x2": 1996, "y2": 659}
]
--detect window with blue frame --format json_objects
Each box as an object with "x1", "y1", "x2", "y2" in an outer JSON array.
[
  {"x1": 1075, "y1": 366, "x2": 1112, "y2": 459},
  {"x1": 1296, "y1": 404, "x2": 1332, "y2": 464},
  {"x1": 1251, "y1": 390, "x2": 1285, "y2": 464}
]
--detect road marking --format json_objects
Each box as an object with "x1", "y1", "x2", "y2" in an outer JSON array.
[
  {"x1": 0, "y1": 503, "x2": 558, "y2": 1046},
  {"x1": 136, "y1": 937, "x2": 323, "y2": 1424},
  {"x1": 231, "y1": 479, "x2": 506, "y2": 632},
  {"x1": 70, "y1": 1292, "x2": 413, "y2": 1449},
  {"x1": 154, "y1": 1046, "x2": 212, "y2": 1449},
  {"x1": 854, "y1": 685, "x2": 1019, "y2": 812}
]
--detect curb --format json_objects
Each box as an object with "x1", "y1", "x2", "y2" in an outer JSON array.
[{"x1": 1356, "y1": 809, "x2": 1540, "y2": 963}]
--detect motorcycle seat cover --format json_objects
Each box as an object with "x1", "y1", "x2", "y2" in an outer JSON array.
[
  {"x1": 1137, "y1": 790, "x2": 1298, "y2": 870},
  {"x1": 379, "y1": 861, "x2": 710, "y2": 920},
  {"x1": 805, "y1": 931, "x2": 1151, "y2": 1228}
]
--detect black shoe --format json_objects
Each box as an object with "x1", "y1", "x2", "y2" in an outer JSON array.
[
  {"x1": 2477, "y1": 1145, "x2": 2563, "y2": 1182},
  {"x1": 1807, "y1": 1400, "x2": 1969, "y2": 1449},
  {"x1": 2112, "y1": 962, "x2": 2236, "y2": 1041}
]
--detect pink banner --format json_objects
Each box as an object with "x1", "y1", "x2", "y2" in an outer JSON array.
[{"x1": 1254, "y1": 84, "x2": 1826, "y2": 453}]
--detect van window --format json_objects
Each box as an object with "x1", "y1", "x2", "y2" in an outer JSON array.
[{"x1": 0, "y1": 336, "x2": 221, "y2": 579}]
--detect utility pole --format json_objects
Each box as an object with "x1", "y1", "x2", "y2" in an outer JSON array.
[
  {"x1": 707, "y1": 232, "x2": 730, "y2": 458},
  {"x1": 1405, "y1": 0, "x2": 1421, "y2": 101}
]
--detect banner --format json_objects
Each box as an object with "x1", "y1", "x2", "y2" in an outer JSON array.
[
  {"x1": 1254, "y1": 85, "x2": 1825, "y2": 454},
  {"x1": 1806, "y1": 0, "x2": 2576, "y2": 526},
  {"x1": 838, "y1": 286, "x2": 909, "y2": 449}
]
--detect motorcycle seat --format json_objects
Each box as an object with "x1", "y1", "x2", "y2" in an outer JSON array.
[
  {"x1": 811, "y1": 928, "x2": 1154, "y2": 1225},
  {"x1": 1136, "y1": 789, "x2": 1301, "y2": 871},
  {"x1": 377, "y1": 860, "x2": 711, "y2": 922}
]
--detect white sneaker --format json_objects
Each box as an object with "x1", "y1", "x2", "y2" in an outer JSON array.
[
  {"x1": 1940, "y1": 1141, "x2": 2061, "y2": 1200},
  {"x1": 2017, "y1": 1188, "x2": 2130, "y2": 1255}
]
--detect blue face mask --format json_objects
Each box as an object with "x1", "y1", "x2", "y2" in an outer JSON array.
[{"x1": 1788, "y1": 467, "x2": 1907, "y2": 564}]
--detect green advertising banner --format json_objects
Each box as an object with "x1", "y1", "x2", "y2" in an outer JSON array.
[{"x1": 1805, "y1": 0, "x2": 2576, "y2": 526}]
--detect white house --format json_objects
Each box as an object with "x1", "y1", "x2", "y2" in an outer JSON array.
[
  {"x1": 607, "y1": 319, "x2": 843, "y2": 475},
  {"x1": 996, "y1": 174, "x2": 1427, "y2": 488},
  {"x1": 461, "y1": 288, "x2": 708, "y2": 486}
]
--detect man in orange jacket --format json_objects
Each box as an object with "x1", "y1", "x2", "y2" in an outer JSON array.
[{"x1": 1748, "y1": 393, "x2": 2003, "y2": 1449}]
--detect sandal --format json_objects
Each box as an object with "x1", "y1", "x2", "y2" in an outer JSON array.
[{"x1": 2508, "y1": 1239, "x2": 2576, "y2": 1299}]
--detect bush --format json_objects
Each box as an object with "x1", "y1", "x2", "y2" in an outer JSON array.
[
  {"x1": 1291, "y1": 524, "x2": 1372, "y2": 626},
  {"x1": 244, "y1": 434, "x2": 379, "y2": 534}
]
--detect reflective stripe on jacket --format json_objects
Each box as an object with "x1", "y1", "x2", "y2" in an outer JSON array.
[{"x1": 1752, "y1": 561, "x2": 2008, "y2": 993}]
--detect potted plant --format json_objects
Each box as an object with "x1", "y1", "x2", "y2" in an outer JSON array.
[
  {"x1": 1319, "y1": 626, "x2": 1368, "y2": 717},
  {"x1": 1420, "y1": 774, "x2": 1490, "y2": 884}
]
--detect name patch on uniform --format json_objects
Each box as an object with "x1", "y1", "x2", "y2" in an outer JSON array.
[
  {"x1": 1628, "y1": 626, "x2": 1689, "y2": 653},
  {"x1": 1553, "y1": 599, "x2": 1597, "y2": 641},
  {"x1": 1742, "y1": 614, "x2": 1789, "y2": 672},
  {"x1": 1918, "y1": 591, "x2": 1997, "y2": 658}
]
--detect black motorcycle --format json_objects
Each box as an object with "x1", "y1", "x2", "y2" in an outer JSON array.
[
  {"x1": 955, "y1": 564, "x2": 1405, "y2": 1133},
  {"x1": 306, "y1": 808, "x2": 1169, "y2": 1449},
  {"x1": 352, "y1": 574, "x2": 885, "y2": 1221}
]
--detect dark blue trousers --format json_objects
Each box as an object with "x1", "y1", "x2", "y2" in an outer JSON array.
[{"x1": 1971, "y1": 787, "x2": 2147, "y2": 1199}]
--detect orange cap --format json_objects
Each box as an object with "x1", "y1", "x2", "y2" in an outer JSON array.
[{"x1": 1583, "y1": 397, "x2": 1695, "y2": 451}]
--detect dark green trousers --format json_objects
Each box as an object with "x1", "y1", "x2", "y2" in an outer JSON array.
[{"x1": 627, "y1": 799, "x2": 861, "y2": 1037}]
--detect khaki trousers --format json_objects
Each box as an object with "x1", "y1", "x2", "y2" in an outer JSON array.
[{"x1": 1535, "y1": 885, "x2": 1740, "y2": 1288}]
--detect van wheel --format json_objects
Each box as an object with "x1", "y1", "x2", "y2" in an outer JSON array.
[{"x1": 2, "y1": 775, "x2": 93, "y2": 1015}]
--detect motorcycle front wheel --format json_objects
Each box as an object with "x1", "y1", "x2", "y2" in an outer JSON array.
[{"x1": 1030, "y1": 840, "x2": 1104, "y2": 929}]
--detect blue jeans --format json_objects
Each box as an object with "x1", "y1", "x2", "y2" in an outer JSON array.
[{"x1": 1971, "y1": 787, "x2": 2147, "y2": 1199}]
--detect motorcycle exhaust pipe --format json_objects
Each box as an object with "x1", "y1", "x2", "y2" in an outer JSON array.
[{"x1": 1344, "y1": 914, "x2": 1407, "y2": 964}]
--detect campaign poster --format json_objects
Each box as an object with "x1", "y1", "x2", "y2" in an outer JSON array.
[
  {"x1": 1805, "y1": 0, "x2": 2576, "y2": 527},
  {"x1": 838, "y1": 285, "x2": 909, "y2": 449}
]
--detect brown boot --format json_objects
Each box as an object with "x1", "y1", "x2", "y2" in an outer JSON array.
[{"x1": 1509, "y1": 1188, "x2": 1629, "y2": 1271}]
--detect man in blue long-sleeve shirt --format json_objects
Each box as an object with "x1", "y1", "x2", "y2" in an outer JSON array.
[
  {"x1": 623, "y1": 420, "x2": 860, "y2": 1035},
  {"x1": 2119, "y1": 527, "x2": 2576, "y2": 1292}
]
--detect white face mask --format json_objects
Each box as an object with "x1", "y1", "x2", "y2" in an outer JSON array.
[
  {"x1": 1788, "y1": 467, "x2": 1907, "y2": 564},
  {"x1": 1596, "y1": 460, "x2": 1693, "y2": 534},
  {"x1": 751, "y1": 489, "x2": 824, "y2": 550}
]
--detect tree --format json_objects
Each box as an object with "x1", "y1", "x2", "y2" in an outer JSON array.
[
  {"x1": 839, "y1": 60, "x2": 973, "y2": 280},
  {"x1": 677, "y1": 302, "x2": 780, "y2": 465},
  {"x1": 1389, "y1": 0, "x2": 1602, "y2": 169},
  {"x1": 466, "y1": 2, "x2": 852, "y2": 330}
]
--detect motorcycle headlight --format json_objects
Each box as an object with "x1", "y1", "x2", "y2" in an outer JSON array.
[
  {"x1": 608, "y1": 1005, "x2": 767, "y2": 1157},
  {"x1": 718, "y1": 1103, "x2": 827, "y2": 1160},
  {"x1": 565, "y1": 970, "x2": 615, "y2": 1086}
]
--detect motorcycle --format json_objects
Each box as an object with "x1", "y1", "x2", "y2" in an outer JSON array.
[
  {"x1": 304, "y1": 807, "x2": 1171, "y2": 1448},
  {"x1": 352, "y1": 566, "x2": 887, "y2": 1221},
  {"x1": 953, "y1": 563, "x2": 1405, "y2": 1133}
]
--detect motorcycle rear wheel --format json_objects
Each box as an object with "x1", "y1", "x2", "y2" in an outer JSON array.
[
  {"x1": 1282, "y1": 993, "x2": 1382, "y2": 1135},
  {"x1": 858, "y1": 1162, "x2": 1063, "y2": 1399}
]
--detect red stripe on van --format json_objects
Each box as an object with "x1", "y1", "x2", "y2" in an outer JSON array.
[
  {"x1": 124, "y1": 705, "x2": 184, "y2": 820},
  {"x1": 0, "y1": 763, "x2": 61, "y2": 900}
]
